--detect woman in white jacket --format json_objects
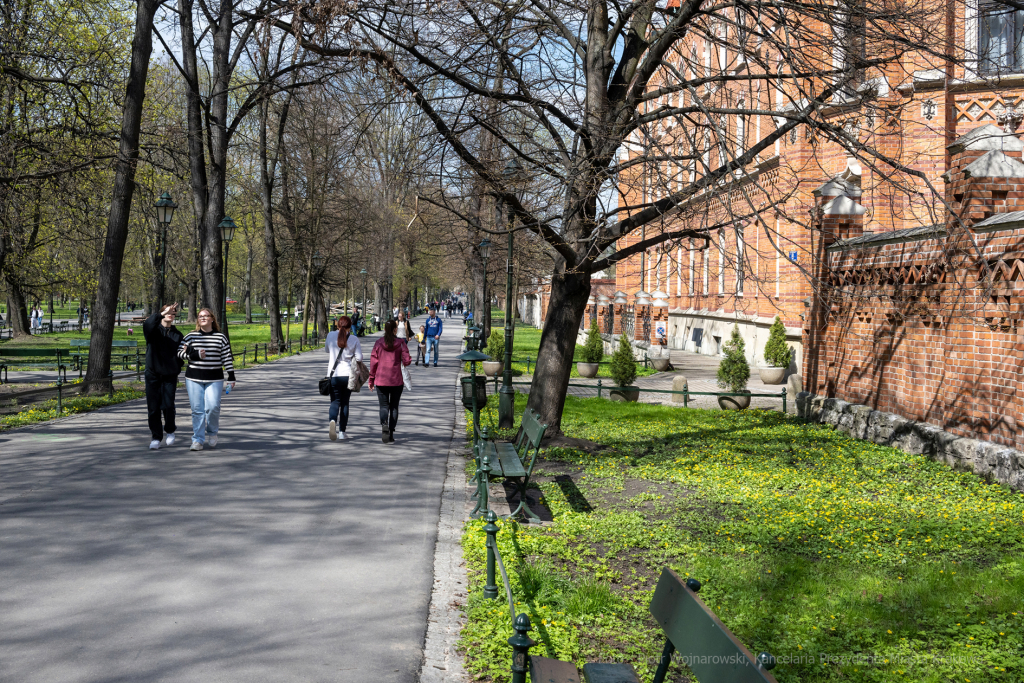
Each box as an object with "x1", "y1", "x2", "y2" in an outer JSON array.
[{"x1": 324, "y1": 315, "x2": 363, "y2": 441}]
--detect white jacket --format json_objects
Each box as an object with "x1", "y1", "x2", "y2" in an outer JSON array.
[{"x1": 325, "y1": 331, "x2": 363, "y2": 377}]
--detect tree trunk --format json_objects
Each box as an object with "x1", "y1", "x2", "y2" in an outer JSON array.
[
  {"x1": 187, "y1": 278, "x2": 198, "y2": 322},
  {"x1": 300, "y1": 256, "x2": 312, "y2": 343},
  {"x1": 244, "y1": 243, "x2": 253, "y2": 324},
  {"x1": 6, "y1": 280, "x2": 30, "y2": 337},
  {"x1": 83, "y1": 0, "x2": 159, "y2": 393},
  {"x1": 258, "y1": 96, "x2": 286, "y2": 350},
  {"x1": 524, "y1": 269, "x2": 592, "y2": 434}
]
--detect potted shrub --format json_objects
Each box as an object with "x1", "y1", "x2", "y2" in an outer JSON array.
[
  {"x1": 717, "y1": 325, "x2": 751, "y2": 409},
  {"x1": 482, "y1": 328, "x2": 504, "y2": 377},
  {"x1": 609, "y1": 337, "x2": 640, "y2": 402},
  {"x1": 576, "y1": 324, "x2": 603, "y2": 377},
  {"x1": 758, "y1": 316, "x2": 791, "y2": 384}
]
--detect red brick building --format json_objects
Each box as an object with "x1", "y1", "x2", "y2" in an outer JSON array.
[{"x1": 594, "y1": 5, "x2": 1024, "y2": 451}]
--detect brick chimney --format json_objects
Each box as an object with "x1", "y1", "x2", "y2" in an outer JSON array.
[
  {"x1": 945, "y1": 123, "x2": 1024, "y2": 227},
  {"x1": 812, "y1": 175, "x2": 866, "y2": 245}
]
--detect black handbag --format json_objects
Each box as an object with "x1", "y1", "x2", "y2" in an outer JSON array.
[{"x1": 319, "y1": 344, "x2": 344, "y2": 396}]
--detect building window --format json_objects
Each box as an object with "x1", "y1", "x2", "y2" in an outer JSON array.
[
  {"x1": 979, "y1": 3, "x2": 1024, "y2": 74},
  {"x1": 735, "y1": 225, "x2": 745, "y2": 296},
  {"x1": 832, "y1": 1, "x2": 866, "y2": 94},
  {"x1": 689, "y1": 239, "x2": 695, "y2": 294},
  {"x1": 718, "y1": 229, "x2": 725, "y2": 294}
]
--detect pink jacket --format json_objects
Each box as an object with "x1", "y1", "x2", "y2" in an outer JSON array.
[{"x1": 369, "y1": 337, "x2": 412, "y2": 387}]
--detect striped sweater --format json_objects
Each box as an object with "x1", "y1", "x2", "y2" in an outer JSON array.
[{"x1": 177, "y1": 330, "x2": 236, "y2": 381}]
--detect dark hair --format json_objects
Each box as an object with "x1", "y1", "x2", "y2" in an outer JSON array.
[
  {"x1": 383, "y1": 320, "x2": 397, "y2": 351},
  {"x1": 336, "y1": 315, "x2": 351, "y2": 346}
]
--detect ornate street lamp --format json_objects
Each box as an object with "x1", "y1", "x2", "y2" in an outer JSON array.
[
  {"x1": 498, "y1": 158, "x2": 527, "y2": 428},
  {"x1": 219, "y1": 215, "x2": 236, "y2": 332},
  {"x1": 154, "y1": 192, "x2": 177, "y2": 309}
]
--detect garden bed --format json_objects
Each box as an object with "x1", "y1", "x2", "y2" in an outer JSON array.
[{"x1": 460, "y1": 395, "x2": 1023, "y2": 682}]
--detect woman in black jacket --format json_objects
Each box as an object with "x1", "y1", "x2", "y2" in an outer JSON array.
[{"x1": 143, "y1": 303, "x2": 185, "y2": 450}]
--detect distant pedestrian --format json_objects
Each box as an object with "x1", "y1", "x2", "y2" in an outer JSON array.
[
  {"x1": 325, "y1": 315, "x2": 363, "y2": 441},
  {"x1": 396, "y1": 310, "x2": 412, "y2": 340},
  {"x1": 415, "y1": 325, "x2": 427, "y2": 365},
  {"x1": 144, "y1": 303, "x2": 184, "y2": 450},
  {"x1": 424, "y1": 307, "x2": 442, "y2": 367},
  {"x1": 177, "y1": 308, "x2": 236, "y2": 451},
  {"x1": 368, "y1": 320, "x2": 412, "y2": 443}
]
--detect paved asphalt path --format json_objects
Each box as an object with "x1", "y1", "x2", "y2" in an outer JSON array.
[{"x1": 0, "y1": 317, "x2": 462, "y2": 683}]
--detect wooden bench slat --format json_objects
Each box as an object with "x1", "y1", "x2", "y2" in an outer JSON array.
[
  {"x1": 651, "y1": 568, "x2": 778, "y2": 683},
  {"x1": 531, "y1": 656, "x2": 582, "y2": 683},
  {"x1": 581, "y1": 662, "x2": 639, "y2": 683},
  {"x1": 497, "y1": 447, "x2": 527, "y2": 478}
]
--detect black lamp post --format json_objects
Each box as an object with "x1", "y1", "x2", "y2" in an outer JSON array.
[
  {"x1": 155, "y1": 192, "x2": 177, "y2": 309},
  {"x1": 219, "y1": 216, "x2": 236, "y2": 331},
  {"x1": 499, "y1": 158, "x2": 525, "y2": 428},
  {"x1": 478, "y1": 236, "x2": 492, "y2": 343},
  {"x1": 312, "y1": 252, "x2": 324, "y2": 339}
]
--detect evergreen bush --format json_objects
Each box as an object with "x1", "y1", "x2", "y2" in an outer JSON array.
[
  {"x1": 716, "y1": 325, "x2": 750, "y2": 393},
  {"x1": 610, "y1": 337, "x2": 638, "y2": 388},
  {"x1": 582, "y1": 324, "x2": 604, "y2": 363},
  {"x1": 487, "y1": 328, "x2": 504, "y2": 361},
  {"x1": 763, "y1": 316, "x2": 792, "y2": 368}
]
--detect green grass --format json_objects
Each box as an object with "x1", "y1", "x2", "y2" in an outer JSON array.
[
  {"x1": 460, "y1": 396, "x2": 1024, "y2": 682},
  {"x1": 0, "y1": 383, "x2": 146, "y2": 431}
]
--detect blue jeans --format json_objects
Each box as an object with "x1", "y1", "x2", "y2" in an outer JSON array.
[
  {"x1": 185, "y1": 378, "x2": 222, "y2": 444},
  {"x1": 426, "y1": 337, "x2": 440, "y2": 365},
  {"x1": 328, "y1": 376, "x2": 352, "y2": 430}
]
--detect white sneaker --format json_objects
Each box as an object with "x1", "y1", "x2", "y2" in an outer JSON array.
[
  {"x1": 208, "y1": 435, "x2": 218, "y2": 448},
  {"x1": 190, "y1": 441, "x2": 203, "y2": 451},
  {"x1": 329, "y1": 420, "x2": 337, "y2": 441},
  {"x1": 149, "y1": 440, "x2": 161, "y2": 450},
  {"x1": 339, "y1": 432, "x2": 347, "y2": 440},
  {"x1": 164, "y1": 433, "x2": 176, "y2": 447}
]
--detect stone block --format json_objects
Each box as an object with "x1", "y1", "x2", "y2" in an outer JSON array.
[
  {"x1": 786, "y1": 373, "x2": 803, "y2": 397},
  {"x1": 671, "y1": 375, "x2": 688, "y2": 403}
]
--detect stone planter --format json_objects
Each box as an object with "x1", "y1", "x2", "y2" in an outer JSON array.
[
  {"x1": 481, "y1": 360, "x2": 503, "y2": 377},
  {"x1": 576, "y1": 362, "x2": 600, "y2": 378},
  {"x1": 651, "y1": 357, "x2": 671, "y2": 372},
  {"x1": 610, "y1": 387, "x2": 641, "y2": 402},
  {"x1": 758, "y1": 366, "x2": 787, "y2": 385},
  {"x1": 718, "y1": 391, "x2": 751, "y2": 410}
]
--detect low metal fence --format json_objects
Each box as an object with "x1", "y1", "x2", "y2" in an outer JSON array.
[{"x1": 486, "y1": 378, "x2": 788, "y2": 412}]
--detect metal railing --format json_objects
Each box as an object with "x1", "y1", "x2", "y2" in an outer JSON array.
[
  {"x1": 494, "y1": 379, "x2": 788, "y2": 412},
  {"x1": 482, "y1": 513, "x2": 534, "y2": 683},
  {"x1": 603, "y1": 306, "x2": 614, "y2": 334},
  {"x1": 622, "y1": 305, "x2": 635, "y2": 339}
]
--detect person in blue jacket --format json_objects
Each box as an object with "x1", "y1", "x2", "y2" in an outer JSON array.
[{"x1": 424, "y1": 308, "x2": 443, "y2": 367}]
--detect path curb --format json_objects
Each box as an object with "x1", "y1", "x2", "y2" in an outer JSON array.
[{"x1": 419, "y1": 375, "x2": 470, "y2": 683}]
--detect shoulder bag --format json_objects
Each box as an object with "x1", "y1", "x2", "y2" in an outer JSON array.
[
  {"x1": 319, "y1": 344, "x2": 344, "y2": 396},
  {"x1": 348, "y1": 359, "x2": 370, "y2": 392}
]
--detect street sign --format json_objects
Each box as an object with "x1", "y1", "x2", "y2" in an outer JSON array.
[{"x1": 789, "y1": 251, "x2": 798, "y2": 262}]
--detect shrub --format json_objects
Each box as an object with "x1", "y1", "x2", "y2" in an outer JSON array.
[
  {"x1": 763, "y1": 315, "x2": 792, "y2": 368},
  {"x1": 581, "y1": 323, "x2": 604, "y2": 363},
  {"x1": 716, "y1": 324, "x2": 750, "y2": 393},
  {"x1": 487, "y1": 328, "x2": 504, "y2": 361},
  {"x1": 610, "y1": 337, "x2": 638, "y2": 387}
]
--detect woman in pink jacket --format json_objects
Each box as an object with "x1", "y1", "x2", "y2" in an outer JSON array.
[{"x1": 368, "y1": 320, "x2": 412, "y2": 443}]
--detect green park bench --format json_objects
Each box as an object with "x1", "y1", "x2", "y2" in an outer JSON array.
[
  {"x1": 529, "y1": 567, "x2": 779, "y2": 683},
  {"x1": 69, "y1": 339, "x2": 142, "y2": 380},
  {"x1": 482, "y1": 408, "x2": 548, "y2": 521},
  {"x1": 0, "y1": 348, "x2": 68, "y2": 384}
]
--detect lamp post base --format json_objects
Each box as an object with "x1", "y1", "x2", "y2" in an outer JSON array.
[{"x1": 498, "y1": 384, "x2": 515, "y2": 429}]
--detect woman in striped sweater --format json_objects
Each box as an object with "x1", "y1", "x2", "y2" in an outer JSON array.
[{"x1": 177, "y1": 308, "x2": 236, "y2": 451}]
